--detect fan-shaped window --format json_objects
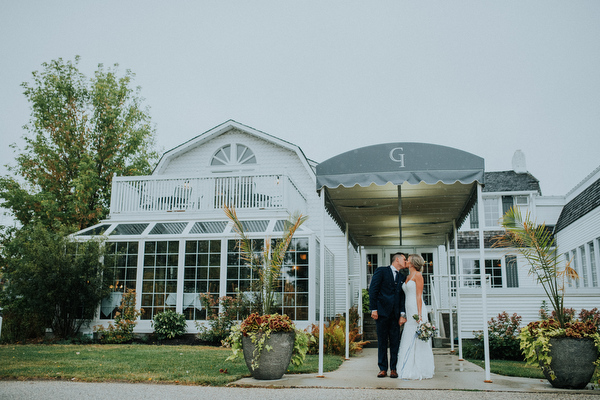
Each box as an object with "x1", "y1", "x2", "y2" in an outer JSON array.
[{"x1": 211, "y1": 144, "x2": 256, "y2": 166}]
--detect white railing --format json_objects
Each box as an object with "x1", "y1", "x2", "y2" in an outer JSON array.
[{"x1": 109, "y1": 174, "x2": 307, "y2": 215}]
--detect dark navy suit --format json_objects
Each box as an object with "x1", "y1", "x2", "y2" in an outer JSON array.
[{"x1": 369, "y1": 265, "x2": 406, "y2": 372}]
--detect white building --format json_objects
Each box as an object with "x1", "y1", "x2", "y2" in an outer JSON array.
[
  {"x1": 77, "y1": 120, "x2": 600, "y2": 342},
  {"x1": 554, "y1": 166, "x2": 600, "y2": 309}
]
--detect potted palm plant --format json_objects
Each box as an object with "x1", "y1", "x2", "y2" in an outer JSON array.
[
  {"x1": 224, "y1": 205, "x2": 311, "y2": 380},
  {"x1": 494, "y1": 207, "x2": 600, "y2": 389}
]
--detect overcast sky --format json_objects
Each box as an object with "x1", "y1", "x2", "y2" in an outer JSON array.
[{"x1": 1, "y1": 1, "x2": 599, "y2": 197}]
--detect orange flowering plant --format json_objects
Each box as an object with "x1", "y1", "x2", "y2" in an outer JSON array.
[{"x1": 226, "y1": 313, "x2": 311, "y2": 371}]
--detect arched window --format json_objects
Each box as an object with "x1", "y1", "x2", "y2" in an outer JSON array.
[{"x1": 211, "y1": 144, "x2": 256, "y2": 166}]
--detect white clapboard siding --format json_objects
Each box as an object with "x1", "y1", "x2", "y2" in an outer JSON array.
[{"x1": 458, "y1": 288, "x2": 600, "y2": 338}]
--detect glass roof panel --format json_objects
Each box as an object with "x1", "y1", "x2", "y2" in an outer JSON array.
[
  {"x1": 241, "y1": 220, "x2": 269, "y2": 232},
  {"x1": 149, "y1": 222, "x2": 188, "y2": 235},
  {"x1": 76, "y1": 224, "x2": 112, "y2": 236},
  {"x1": 189, "y1": 221, "x2": 227, "y2": 234},
  {"x1": 110, "y1": 223, "x2": 149, "y2": 236}
]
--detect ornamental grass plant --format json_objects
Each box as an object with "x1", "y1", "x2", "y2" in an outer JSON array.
[
  {"x1": 494, "y1": 207, "x2": 600, "y2": 378},
  {"x1": 223, "y1": 205, "x2": 311, "y2": 371}
]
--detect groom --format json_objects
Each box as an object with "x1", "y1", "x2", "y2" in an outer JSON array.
[{"x1": 369, "y1": 252, "x2": 408, "y2": 378}]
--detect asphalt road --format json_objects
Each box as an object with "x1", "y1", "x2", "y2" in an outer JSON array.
[{"x1": 0, "y1": 381, "x2": 597, "y2": 400}]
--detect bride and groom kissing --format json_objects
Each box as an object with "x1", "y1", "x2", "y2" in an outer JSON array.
[{"x1": 369, "y1": 252, "x2": 434, "y2": 380}]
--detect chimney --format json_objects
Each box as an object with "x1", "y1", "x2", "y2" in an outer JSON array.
[{"x1": 512, "y1": 150, "x2": 527, "y2": 173}]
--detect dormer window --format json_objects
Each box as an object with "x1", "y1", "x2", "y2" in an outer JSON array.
[{"x1": 211, "y1": 144, "x2": 256, "y2": 166}]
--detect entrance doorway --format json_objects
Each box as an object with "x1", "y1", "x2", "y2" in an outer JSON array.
[{"x1": 366, "y1": 249, "x2": 436, "y2": 306}]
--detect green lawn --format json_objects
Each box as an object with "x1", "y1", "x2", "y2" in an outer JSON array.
[
  {"x1": 468, "y1": 358, "x2": 600, "y2": 383},
  {"x1": 467, "y1": 359, "x2": 545, "y2": 379},
  {"x1": 0, "y1": 344, "x2": 344, "y2": 386}
]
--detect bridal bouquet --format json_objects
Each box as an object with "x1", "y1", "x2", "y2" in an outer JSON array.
[{"x1": 413, "y1": 314, "x2": 437, "y2": 341}]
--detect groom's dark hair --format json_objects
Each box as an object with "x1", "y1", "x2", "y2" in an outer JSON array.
[{"x1": 391, "y1": 252, "x2": 406, "y2": 262}]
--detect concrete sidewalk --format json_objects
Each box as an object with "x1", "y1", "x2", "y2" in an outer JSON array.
[{"x1": 230, "y1": 347, "x2": 600, "y2": 395}]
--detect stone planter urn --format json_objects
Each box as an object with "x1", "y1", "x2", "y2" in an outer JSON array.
[
  {"x1": 541, "y1": 337, "x2": 598, "y2": 389},
  {"x1": 242, "y1": 331, "x2": 295, "y2": 380}
]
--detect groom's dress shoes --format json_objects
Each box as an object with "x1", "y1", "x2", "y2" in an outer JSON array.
[
  {"x1": 390, "y1": 370, "x2": 398, "y2": 378},
  {"x1": 377, "y1": 370, "x2": 387, "y2": 378}
]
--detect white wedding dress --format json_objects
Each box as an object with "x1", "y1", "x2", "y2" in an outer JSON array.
[{"x1": 397, "y1": 279, "x2": 435, "y2": 379}]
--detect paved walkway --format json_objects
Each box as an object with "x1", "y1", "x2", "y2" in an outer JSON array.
[
  {"x1": 1, "y1": 348, "x2": 599, "y2": 399},
  {"x1": 231, "y1": 347, "x2": 600, "y2": 395}
]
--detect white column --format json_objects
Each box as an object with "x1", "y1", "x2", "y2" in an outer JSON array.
[
  {"x1": 477, "y1": 184, "x2": 492, "y2": 382},
  {"x1": 345, "y1": 223, "x2": 350, "y2": 360},
  {"x1": 358, "y1": 246, "x2": 364, "y2": 335},
  {"x1": 445, "y1": 234, "x2": 454, "y2": 353},
  {"x1": 454, "y1": 220, "x2": 464, "y2": 360},
  {"x1": 318, "y1": 190, "x2": 326, "y2": 377}
]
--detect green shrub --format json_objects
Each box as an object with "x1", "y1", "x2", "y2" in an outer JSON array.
[
  {"x1": 0, "y1": 306, "x2": 46, "y2": 343},
  {"x1": 196, "y1": 294, "x2": 242, "y2": 344},
  {"x1": 464, "y1": 311, "x2": 523, "y2": 361},
  {"x1": 95, "y1": 289, "x2": 141, "y2": 344},
  {"x1": 361, "y1": 289, "x2": 370, "y2": 314},
  {"x1": 152, "y1": 310, "x2": 187, "y2": 340},
  {"x1": 307, "y1": 306, "x2": 368, "y2": 356}
]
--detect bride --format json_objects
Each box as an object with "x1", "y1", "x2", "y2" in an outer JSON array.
[{"x1": 397, "y1": 253, "x2": 435, "y2": 379}]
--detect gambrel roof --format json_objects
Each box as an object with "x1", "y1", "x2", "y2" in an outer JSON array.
[{"x1": 153, "y1": 119, "x2": 316, "y2": 176}]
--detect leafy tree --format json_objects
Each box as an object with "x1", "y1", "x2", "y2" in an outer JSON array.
[
  {"x1": 0, "y1": 56, "x2": 158, "y2": 231},
  {"x1": 0, "y1": 223, "x2": 112, "y2": 340}
]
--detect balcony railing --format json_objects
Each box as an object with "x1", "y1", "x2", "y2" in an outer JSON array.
[{"x1": 109, "y1": 174, "x2": 307, "y2": 215}]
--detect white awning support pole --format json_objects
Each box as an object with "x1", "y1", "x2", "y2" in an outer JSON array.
[
  {"x1": 318, "y1": 190, "x2": 326, "y2": 377},
  {"x1": 345, "y1": 223, "x2": 350, "y2": 360},
  {"x1": 358, "y1": 246, "x2": 364, "y2": 335},
  {"x1": 445, "y1": 234, "x2": 455, "y2": 353},
  {"x1": 477, "y1": 184, "x2": 492, "y2": 383},
  {"x1": 454, "y1": 219, "x2": 464, "y2": 360}
]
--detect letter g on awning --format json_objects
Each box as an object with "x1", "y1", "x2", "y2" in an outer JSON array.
[{"x1": 316, "y1": 143, "x2": 485, "y2": 247}]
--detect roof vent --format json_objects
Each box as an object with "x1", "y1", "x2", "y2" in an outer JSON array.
[{"x1": 512, "y1": 150, "x2": 527, "y2": 173}]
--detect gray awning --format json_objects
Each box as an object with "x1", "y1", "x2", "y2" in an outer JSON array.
[
  {"x1": 316, "y1": 143, "x2": 485, "y2": 247},
  {"x1": 317, "y1": 142, "x2": 484, "y2": 189}
]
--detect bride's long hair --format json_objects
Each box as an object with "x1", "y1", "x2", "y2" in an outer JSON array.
[{"x1": 408, "y1": 254, "x2": 425, "y2": 272}]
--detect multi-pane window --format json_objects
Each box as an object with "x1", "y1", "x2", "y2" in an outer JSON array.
[
  {"x1": 462, "y1": 259, "x2": 480, "y2": 287},
  {"x1": 580, "y1": 245, "x2": 589, "y2": 287},
  {"x1": 485, "y1": 259, "x2": 503, "y2": 288},
  {"x1": 280, "y1": 238, "x2": 309, "y2": 320},
  {"x1": 420, "y1": 253, "x2": 434, "y2": 305},
  {"x1": 468, "y1": 196, "x2": 530, "y2": 230},
  {"x1": 571, "y1": 250, "x2": 579, "y2": 288},
  {"x1": 590, "y1": 241, "x2": 598, "y2": 287},
  {"x1": 565, "y1": 252, "x2": 573, "y2": 288},
  {"x1": 366, "y1": 254, "x2": 378, "y2": 287},
  {"x1": 100, "y1": 242, "x2": 138, "y2": 319},
  {"x1": 484, "y1": 198, "x2": 499, "y2": 227},
  {"x1": 141, "y1": 241, "x2": 179, "y2": 319},
  {"x1": 462, "y1": 258, "x2": 502, "y2": 288},
  {"x1": 564, "y1": 241, "x2": 600, "y2": 288},
  {"x1": 502, "y1": 196, "x2": 513, "y2": 216},
  {"x1": 226, "y1": 238, "x2": 264, "y2": 296},
  {"x1": 469, "y1": 203, "x2": 479, "y2": 229},
  {"x1": 505, "y1": 255, "x2": 519, "y2": 288},
  {"x1": 183, "y1": 240, "x2": 221, "y2": 320},
  {"x1": 211, "y1": 144, "x2": 256, "y2": 166},
  {"x1": 226, "y1": 237, "x2": 309, "y2": 320}
]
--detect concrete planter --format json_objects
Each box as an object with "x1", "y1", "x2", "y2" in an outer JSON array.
[
  {"x1": 242, "y1": 331, "x2": 295, "y2": 380},
  {"x1": 541, "y1": 337, "x2": 598, "y2": 389}
]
